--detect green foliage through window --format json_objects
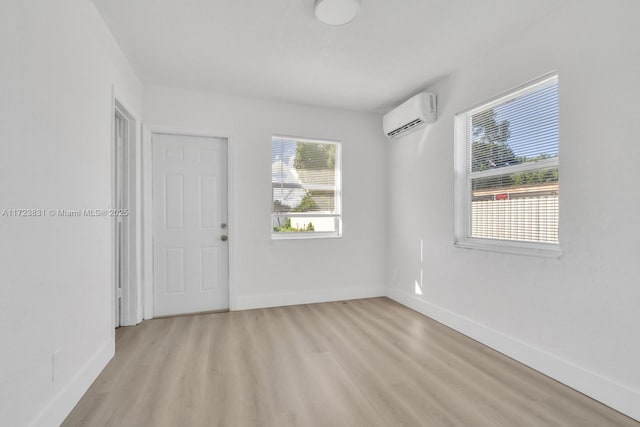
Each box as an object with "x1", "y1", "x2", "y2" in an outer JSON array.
[
  {"x1": 273, "y1": 218, "x2": 315, "y2": 232},
  {"x1": 294, "y1": 143, "x2": 335, "y2": 170},
  {"x1": 292, "y1": 192, "x2": 319, "y2": 212}
]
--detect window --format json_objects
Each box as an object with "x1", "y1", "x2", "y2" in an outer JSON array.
[
  {"x1": 454, "y1": 74, "x2": 560, "y2": 256},
  {"x1": 271, "y1": 135, "x2": 342, "y2": 238}
]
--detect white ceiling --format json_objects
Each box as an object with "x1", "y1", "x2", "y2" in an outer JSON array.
[{"x1": 92, "y1": 0, "x2": 562, "y2": 112}]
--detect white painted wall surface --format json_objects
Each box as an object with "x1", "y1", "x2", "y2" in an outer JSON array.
[
  {"x1": 143, "y1": 86, "x2": 387, "y2": 310},
  {"x1": 386, "y1": 1, "x2": 640, "y2": 420},
  {"x1": 0, "y1": 0, "x2": 141, "y2": 425}
]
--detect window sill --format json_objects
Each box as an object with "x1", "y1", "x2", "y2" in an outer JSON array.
[
  {"x1": 454, "y1": 238, "x2": 561, "y2": 259},
  {"x1": 271, "y1": 233, "x2": 342, "y2": 241}
]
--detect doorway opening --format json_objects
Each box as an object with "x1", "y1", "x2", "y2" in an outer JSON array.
[{"x1": 113, "y1": 101, "x2": 137, "y2": 327}]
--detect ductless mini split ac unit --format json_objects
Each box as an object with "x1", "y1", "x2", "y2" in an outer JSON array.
[{"x1": 383, "y1": 92, "x2": 437, "y2": 138}]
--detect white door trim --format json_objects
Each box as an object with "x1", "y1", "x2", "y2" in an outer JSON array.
[
  {"x1": 113, "y1": 108, "x2": 127, "y2": 328},
  {"x1": 110, "y1": 87, "x2": 143, "y2": 330},
  {"x1": 142, "y1": 125, "x2": 235, "y2": 319}
]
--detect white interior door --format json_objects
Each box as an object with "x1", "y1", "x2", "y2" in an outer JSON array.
[{"x1": 152, "y1": 133, "x2": 229, "y2": 316}]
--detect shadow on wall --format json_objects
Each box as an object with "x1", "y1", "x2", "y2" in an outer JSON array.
[
  {"x1": 415, "y1": 238, "x2": 423, "y2": 295},
  {"x1": 417, "y1": 126, "x2": 434, "y2": 154}
]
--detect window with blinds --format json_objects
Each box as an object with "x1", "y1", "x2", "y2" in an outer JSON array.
[
  {"x1": 454, "y1": 74, "x2": 560, "y2": 255},
  {"x1": 271, "y1": 136, "x2": 342, "y2": 238}
]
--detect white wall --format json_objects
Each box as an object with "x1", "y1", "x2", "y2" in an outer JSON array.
[
  {"x1": 0, "y1": 0, "x2": 141, "y2": 425},
  {"x1": 387, "y1": 0, "x2": 640, "y2": 420},
  {"x1": 143, "y1": 86, "x2": 387, "y2": 310}
]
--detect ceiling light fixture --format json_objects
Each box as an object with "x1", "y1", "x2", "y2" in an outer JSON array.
[{"x1": 314, "y1": 0, "x2": 361, "y2": 26}]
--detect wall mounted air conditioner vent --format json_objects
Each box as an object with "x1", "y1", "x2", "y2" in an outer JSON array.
[
  {"x1": 386, "y1": 118, "x2": 425, "y2": 137},
  {"x1": 383, "y1": 92, "x2": 436, "y2": 139}
]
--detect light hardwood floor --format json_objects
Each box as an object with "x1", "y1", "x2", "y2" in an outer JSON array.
[{"x1": 63, "y1": 297, "x2": 638, "y2": 427}]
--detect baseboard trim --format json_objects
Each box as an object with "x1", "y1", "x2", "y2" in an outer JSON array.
[
  {"x1": 235, "y1": 286, "x2": 386, "y2": 311},
  {"x1": 386, "y1": 288, "x2": 640, "y2": 422},
  {"x1": 29, "y1": 338, "x2": 115, "y2": 427}
]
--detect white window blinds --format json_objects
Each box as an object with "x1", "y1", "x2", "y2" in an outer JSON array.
[
  {"x1": 456, "y1": 74, "x2": 560, "y2": 249},
  {"x1": 271, "y1": 136, "x2": 341, "y2": 237}
]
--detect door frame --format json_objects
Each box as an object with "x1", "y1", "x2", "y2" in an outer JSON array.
[
  {"x1": 113, "y1": 106, "x2": 129, "y2": 328},
  {"x1": 141, "y1": 125, "x2": 235, "y2": 319},
  {"x1": 110, "y1": 88, "x2": 143, "y2": 330}
]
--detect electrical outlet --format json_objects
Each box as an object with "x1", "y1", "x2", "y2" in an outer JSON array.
[{"x1": 52, "y1": 348, "x2": 62, "y2": 382}]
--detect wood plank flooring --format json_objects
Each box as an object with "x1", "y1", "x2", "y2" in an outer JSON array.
[{"x1": 63, "y1": 297, "x2": 638, "y2": 427}]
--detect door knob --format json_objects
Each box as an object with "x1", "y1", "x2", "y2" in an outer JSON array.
[{"x1": 220, "y1": 235, "x2": 228, "y2": 242}]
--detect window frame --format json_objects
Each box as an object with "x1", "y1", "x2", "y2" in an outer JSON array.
[
  {"x1": 271, "y1": 135, "x2": 342, "y2": 240},
  {"x1": 453, "y1": 73, "x2": 561, "y2": 258}
]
